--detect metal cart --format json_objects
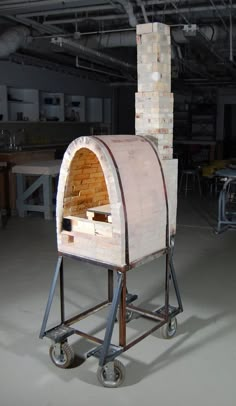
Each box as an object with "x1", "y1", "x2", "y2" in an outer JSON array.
[
  {"x1": 39, "y1": 239, "x2": 183, "y2": 388},
  {"x1": 215, "y1": 168, "x2": 236, "y2": 234}
]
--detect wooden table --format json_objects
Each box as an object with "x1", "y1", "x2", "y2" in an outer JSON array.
[
  {"x1": 12, "y1": 160, "x2": 61, "y2": 220},
  {"x1": 0, "y1": 149, "x2": 55, "y2": 214}
]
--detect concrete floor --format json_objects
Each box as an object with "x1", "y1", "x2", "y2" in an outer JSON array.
[{"x1": 0, "y1": 196, "x2": 235, "y2": 406}]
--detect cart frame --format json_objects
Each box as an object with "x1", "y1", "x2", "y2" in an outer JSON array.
[
  {"x1": 39, "y1": 241, "x2": 183, "y2": 386},
  {"x1": 216, "y1": 176, "x2": 236, "y2": 234}
]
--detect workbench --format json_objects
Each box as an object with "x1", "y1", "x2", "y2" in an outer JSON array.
[
  {"x1": 0, "y1": 149, "x2": 56, "y2": 215},
  {"x1": 12, "y1": 160, "x2": 61, "y2": 220}
]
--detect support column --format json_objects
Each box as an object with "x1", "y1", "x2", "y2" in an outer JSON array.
[{"x1": 135, "y1": 23, "x2": 173, "y2": 161}]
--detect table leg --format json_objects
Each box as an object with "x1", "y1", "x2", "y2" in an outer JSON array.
[
  {"x1": 16, "y1": 173, "x2": 26, "y2": 217},
  {"x1": 43, "y1": 175, "x2": 53, "y2": 220}
]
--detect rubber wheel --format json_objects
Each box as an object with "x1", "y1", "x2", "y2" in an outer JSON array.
[
  {"x1": 97, "y1": 360, "x2": 125, "y2": 388},
  {"x1": 117, "y1": 309, "x2": 133, "y2": 323},
  {"x1": 49, "y1": 342, "x2": 74, "y2": 369},
  {"x1": 161, "y1": 317, "x2": 177, "y2": 339},
  {"x1": 125, "y1": 309, "x2": 133, "y2": 323}
]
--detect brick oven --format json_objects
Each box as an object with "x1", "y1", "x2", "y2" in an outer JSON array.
[
  {"x1": 57, "y1": 134, "x2": 177, "y2": 268},
  {"x1": 40, "y1": 22, "x2": 182, "y2": 388}
]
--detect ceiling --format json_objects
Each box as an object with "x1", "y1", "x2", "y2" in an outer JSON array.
[{"x1": 0, "y1": 0, "x2": 236, "y2": 88}]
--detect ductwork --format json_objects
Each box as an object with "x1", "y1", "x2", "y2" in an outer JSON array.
[
  {"x1": 80, "y1": 24, "x2": 236, "y2": 49},
  {"x1": 0, "y1": 26, "x2": 30, "y2": 58},
  {"x1": 116, "y1": 0, "x2": 137, "y2": 27},
  {"x1": 172, "y1": 24, "x2": 236, "y2": 44},
  {"x1": 81, "y1": 31, "x2": 136, "y2": 49},
  {"x1": 51, "y1": 36, "x2": 136, "y2": 72},
  {"x1": 79, "y1": 31, "x2": 175, "y2": 59}
]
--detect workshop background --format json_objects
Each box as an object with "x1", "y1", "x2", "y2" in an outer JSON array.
[{"x1": 0, "y1": 1, "x2": 236, "y2": 405}]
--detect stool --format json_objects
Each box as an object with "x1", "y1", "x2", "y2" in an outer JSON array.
[
  {"x1": 179, "y1": 169, "x2": 202, "y2": 197},
  {"x1": 12, "y1": 160, "x2": 61, "y2": 220}
]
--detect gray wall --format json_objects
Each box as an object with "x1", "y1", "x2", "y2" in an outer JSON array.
[
  {"x1": 0, "y1": 61, "x2": 114, "y2": 146},
  {"x1": 0, "y1": 61, "x2": 113, "y2": 97},
  {"x1": 116, "y1": 86, "x2": 136, "y2": 134},
  {"x1": 217, "y1": 89, "x2": 236, "y2": 140}
]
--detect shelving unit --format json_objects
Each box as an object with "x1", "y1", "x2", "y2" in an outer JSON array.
[
  {"x1": 174, "y1": 109, "x2": 189, "y2": 138},
  {"x1": 0, "y1": 84, "x2": 112, "y2": 126},
  {"x1": 40, "y1": 92, "x2": 64, "y2": 122},
  {"x1": 0, "y1": 85, "x2": 8, "y2": 122},
  {"x1": 8, "y1": 87, "x2": 39, "y2": 121},
  {"x1": 190, "y1": 103, "x2": 216, "y2": 139},
  {"x1": 64, "y1": 95, "x2": 85, "y2": 122}
]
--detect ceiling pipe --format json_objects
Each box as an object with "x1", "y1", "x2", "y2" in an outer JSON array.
[
  {"x1": 6, "y1": 15, "x2": 62, "y2": 34},
  {"x1": 43, "y1": 3, "x2": 236, "y2": 26},
  {"x1": 80, "y1": 31, "x2": 136, "y2": 48},
  {"x1": 77, "y1": 24, "x2": 236, "y2": 49},
  {"x1": 17, "y1": 4, "x2": 115, "y2": 18},
  {"x1": 0, "y1": 25, "x2": 30, "y2": 58},
  {"x1": 137, "y1": 0, "x2": 149, "y2": 23},
  {"x1": 75, "y1": 56, "x2": 129, "y2": 79},
  {"x1": 0, "y1": 0, "x2": 83, "y2": 11},
  {"x1": 115, "y1": 0, "x2": 137, "y2": 27},
  {"x1": 43, "y1": 14, "x2": 126, "y2": 25},
  {"x1": 51, "y1": 36, "x2": 136, "y2": 72}
]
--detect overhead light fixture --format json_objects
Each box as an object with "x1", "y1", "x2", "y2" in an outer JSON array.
[{"x1": 183, "y1": 24, "x2": 197, "y2": 37}]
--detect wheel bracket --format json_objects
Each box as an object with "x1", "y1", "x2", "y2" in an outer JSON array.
[
  {"x1": 87, "y1": 344, "x2": 123, "y2": 363},
  {"x1": 45, "y1": 325, "x2": 75, "y2": 343}
]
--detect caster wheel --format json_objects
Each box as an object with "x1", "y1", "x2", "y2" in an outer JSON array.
[
  {"x1": 125, "y1": 309, "x2": 133, "y2": 323},
  {"x1": 161, "y1": 317, "x2": 177, "y2": 339},
  {"x1": 49, "y1": 342, "x2": 74, "y2": 369},
  {"x1": 97, "y1": 360, "x2": 125, "y2": 388},
  {"x1": 116, "y1": 309, "x2": 133, "y2": 323}
]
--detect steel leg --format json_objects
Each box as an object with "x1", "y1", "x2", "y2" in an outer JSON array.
[
  {"x1": 164, "y1": 252, "x2": 170, "y2": 319},
  {"x1": 169, "y1": 253, "x2": 183, "y2": 312},
  {"x1": 119, "y1": 272, "x2": 126, "y2": 347},
  {"x1": 39, "y1": 256, "x2": 63, "y2": 338},
  {"x1": 60, "y1": 258, "x2": 65, "y2": 324},
  {"x1": 43, "y1": 175, "x2": 53, "y2": 220},
  {"x1": 99, "y1": 272, "x2": 123, "y2": 367},
  {"x1": 108, "y1": 269, "x2": 113, "y2": 303}
]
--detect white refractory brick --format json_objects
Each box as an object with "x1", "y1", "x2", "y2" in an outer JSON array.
[
  {"x1": 135, "y1": 92, "x2": 173, "y2": 102},
  {"x1": 135, "y1": 23, "x2": 174, "y2": 158},
  {"x1": 138, "y1": 72, "x2": 171, "y2": 86},
  {"x1": 136, "y1": 23, "x2": 154, "y2": 35},
  {"x1": 138, "y1": 82, "x2": 171, "y2": 93},
  {"x1": 137, "y1": 63, "x2": 171, "y2": 75},
  {"x1": 152, "y1": 22, "x2": 170, "y2": 36},
  {"x1": 140, "y1": 34, "x2": 171, "y2": 48},
  {"x1": 135, "y1": 115, "x2": 173, "y2": 128}
]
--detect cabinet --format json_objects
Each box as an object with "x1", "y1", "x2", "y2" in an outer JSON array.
[
  {"x1": 174, "y1": 109, "x2": 189, "y2": 138},
  {"x1": 0, "y1": 84, "x2": 112, "y2": 125},
  {"x1": 190, "y1": 103, "x2": 216, "y2": 139},
  {"x1": 40, "y1": 92, "x2": 64, "y2": 122},
  {"x1": 64, "y1": 95, "x2": 85, "y2": 122},
  {"x1": 0, "y1": 85, "x2": 8, "y2": 122},
  {"x1": 174, "y1": 102, "x2": 216, "y2": 140},
  {"x1": 8, "y1": 87, "x2": 39, "y2": 121}
]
